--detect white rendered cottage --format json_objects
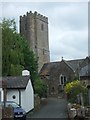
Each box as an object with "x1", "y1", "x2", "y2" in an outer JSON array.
[{"x1": 0, "y1": 70, "x2": 34, "y2": 112}]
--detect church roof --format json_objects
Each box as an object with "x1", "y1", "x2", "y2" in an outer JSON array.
[
  {"x1": 40, "y1": 58, "x2": 86, "y2": 76},
  {"x1": 79, "y1": 64, "x2": 90, "y2": 76},
  {"x1": 40, "y1": 62, "x2": 60, "y2": 76},
  {"x1": 66, "y1": 59, "x2": 84, "y2": 71}
]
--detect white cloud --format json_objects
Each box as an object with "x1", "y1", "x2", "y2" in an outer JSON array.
[
  {"x1": 1, "y1": 2, "x2": 88, "y2": 62},
  {"x1": 0, "y1": 3, "x2": 2, "y2": 20},
  {"x1": 48, "y1": 3, "x2": 88, "y2": 61},
  {"x1": 50, "y1": 27, "x2": 88, "y2": 61},
  {"x1": 49, "y1": 3, "x2": 88, "y2": 30}
]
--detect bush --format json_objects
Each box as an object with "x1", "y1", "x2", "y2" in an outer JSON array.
[
  {"x1": 34, "y1": 78, "x2": 47, "y2": 98},
  {"x1": 65, "y1": 80, "x2": 80, "y2": 94},
  {"x1": 65, "y1": 80, "x2": 88, "y2": 105}
]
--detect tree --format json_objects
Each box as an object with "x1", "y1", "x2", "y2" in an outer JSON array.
[
  {"x1": 1, "y1": 18, "x2": 47, "y2": 98},
  {"x1": 1, "y1": 18, "x2": 38, "y2": 81},
  {"x1": 22, "y1": 42, "x2": 38, "y2": 80},
  {"x1": 2, "y1": 18, "x2": 23, "y2": 76}
]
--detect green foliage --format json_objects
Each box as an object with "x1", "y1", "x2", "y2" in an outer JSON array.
[
  {"x1": 1, "y1": 18, "x2": 38, "y2": 81},
  {"x1": 0, "y1": 18, "x2": 16, "y2": 31},
  {"x1": 34, "y1": 78, "x2": 47, "y2": 98},
  {"x1": 1, "y1": 18, "x2": 47, "y2": 98},
  {"x1": 65, "y1": 80, "x2": 88, "y2": 105},
  {"x1": 65, "y1": 80, "x2": 80, "y2": 94},
  {"x1": 22, "y1": 43, "x2": 38, "y2": 81},
  {"x1": 2, "y1": 19, "x2": 25, "y2": 76},
  {"x1": 10, "y1": 64, "x2": 24, "y2": 76}
]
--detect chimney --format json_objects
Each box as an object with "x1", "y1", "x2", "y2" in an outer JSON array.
[{"x1": 22, "y1": 70, "x2": 30, "y2": 76}]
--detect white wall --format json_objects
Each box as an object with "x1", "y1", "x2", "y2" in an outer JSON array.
[
  {"x1": 21, "y1": 79, "x2": 34, "y2": 112},
  {"x1": 7, "y1": 90, "x2": 19, "y2": 104},
  {"x1": 0, "y1": 88, "x2": 3, "y2": 101}
]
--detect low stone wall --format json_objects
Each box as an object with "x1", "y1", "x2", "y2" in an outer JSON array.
[
  {"x1": 67, "y1": 103, "x2": 90, "y2": 120},
  {"x1": 2, "y1": 107, "x2": 14, "y2": 119},
  {"x1": 34, "y1": 94, "x2": 47, "y2": 111},
  {"x1": 34, "y1": 94, "x2": 41, "y2": 111},
  {"x1": 0, "y1": 107, "x2": 2, "y2": 120},
  {"x1": 40, "y1": 98, "x2": 47, "y2": 106},
  {"x1": 85, "y1": 107, "x2": 90, "y2": 119},
  {"x1": 67, "y1": 103, "x2": 77, "y2": 119}
]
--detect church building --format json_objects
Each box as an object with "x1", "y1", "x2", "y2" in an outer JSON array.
[
  {"x1": 20, "y1": 11, "x2": 50, "y2": 71},
  {"x1": 40, "y1": 56, "x2": 90, "y2": 97}
]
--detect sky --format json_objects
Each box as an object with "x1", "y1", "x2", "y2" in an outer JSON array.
[{"x1": 1, "y1": 0, "x2": 89, "y2": 62}]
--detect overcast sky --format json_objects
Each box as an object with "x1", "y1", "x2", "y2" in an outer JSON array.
[{"x1": 1, "y1": 1, "x2": 88, "y2": 62}]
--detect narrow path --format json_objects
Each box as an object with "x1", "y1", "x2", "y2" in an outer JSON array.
[{"x1": 27, "y1": 97, "x2": 68, "y2": 118}]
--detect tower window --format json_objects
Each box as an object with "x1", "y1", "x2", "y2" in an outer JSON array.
[
  {"x1": 25, "y1": 22, "x2": 27, "y2": 30},
  {"x1": 43, "y1": 49, "x2": 44, "y2": 55},
  {"x1": 25, "y1": 23, "x2": 26, "y2": 30},
  {"x1": 41, "y1": 24, "x2": 44, "y2": 31}
]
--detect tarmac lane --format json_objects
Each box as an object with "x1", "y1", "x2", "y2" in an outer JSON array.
[{"x1": 27, "y1": 97, "x2": 68, "y2": 119}]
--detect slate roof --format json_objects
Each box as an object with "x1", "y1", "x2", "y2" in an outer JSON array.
[
  {"x1": 79, "y1": 64, "x2": 90, "y2": 76},
  {"x1": 1, "y1": 76, "x2": 30, "y2": 89},
  {"x1": 40, "y1": 62, "x2": 60, "y2": 76},
  {"x1": 40, "y1": 58, "x2": 84, "y2": 76},
  {"x1": 66, "y1": 59, "x2": 84, "y2": 71}
]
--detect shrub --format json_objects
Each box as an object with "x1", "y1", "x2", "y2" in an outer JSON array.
[
  {"x1": 34, "y1": 78, "x2": 47, "y2": 98},
  {"x1": 65, "y1": 80, "x2": 88, "y2": 105},
  {"x1": 65, "y1": 80, "x2": 79, "y2": 94}
]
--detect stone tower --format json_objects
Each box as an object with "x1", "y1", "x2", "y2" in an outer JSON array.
[{"x1": 20, "y1": 11, "x2": 50, "y2": 71}]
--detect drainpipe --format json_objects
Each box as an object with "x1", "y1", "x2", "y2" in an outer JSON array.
[
  {"x1": 87, "y1": 84, "x2": 90, "y2": 105},
  {"x1": 3, "y1": 81, "x2": 7, "y2": 109},
  {"x1": 18, "y1": 89, "x2": 21, "y2": 106},
  {"x1": 3, "y1": 88, "x2": 6, "y2": 108}
]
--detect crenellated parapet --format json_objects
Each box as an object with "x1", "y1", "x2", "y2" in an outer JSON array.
[{"x1": 20, "y1": 11, "x2": 48, "y2": 23}]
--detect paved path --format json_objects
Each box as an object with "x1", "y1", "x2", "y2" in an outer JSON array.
[{"x1": 27, "y1": 97, "x2": 68, "y2": 118}]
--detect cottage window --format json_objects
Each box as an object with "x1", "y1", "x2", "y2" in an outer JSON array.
[{"x1": 12, "y1": 95, "x2": 16, "y2": 99}]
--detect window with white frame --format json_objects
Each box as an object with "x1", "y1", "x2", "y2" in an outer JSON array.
[{"x1": 60, "y1": 74, "x2": 67, "y2": 85}]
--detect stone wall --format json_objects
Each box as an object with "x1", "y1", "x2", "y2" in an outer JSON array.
[
  {"x1": 2, "y1": 107, "x2": 14, "y2": 119},
  {"x1": 67, "y1": 103, "x2": 90, "y2": 119},
  {"x1": 34, "y1": 94, "x2": 40, "y2": 111},
  {"x1": 46, "y1": 60, "x2": 75, "y2": 96},
  {"x1": 0, "y1": 106, "x2": 2, "y2": 120},
  {"x1": 34, "y1": 94, "x2": 47, "y2": 111}
]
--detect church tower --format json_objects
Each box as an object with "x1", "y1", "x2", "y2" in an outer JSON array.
[{"x1": 20, "y1": 11, "x2": 50, "y2": 71}]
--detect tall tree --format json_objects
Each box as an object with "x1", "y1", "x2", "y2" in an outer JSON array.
[
  {"x1": 1, "y1": 18, "x2": 38, "y2": 81},
  {"x1": 1, "y1": 18, "x2": 47, "y2": 97}
]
